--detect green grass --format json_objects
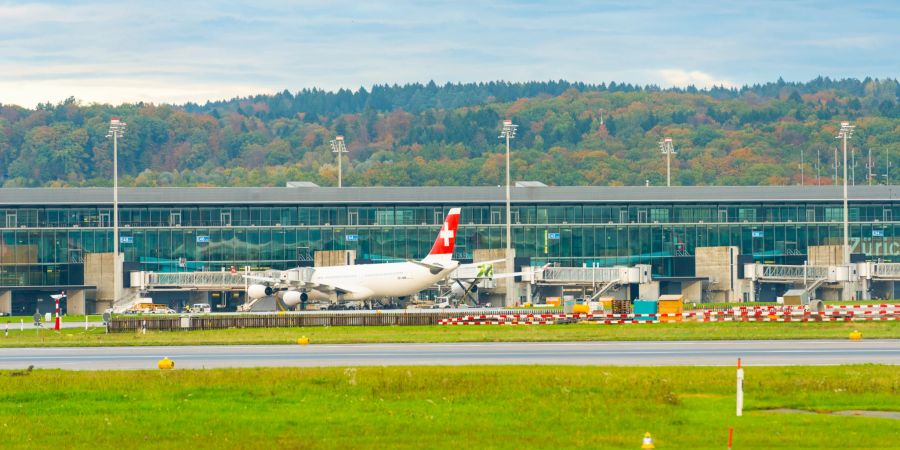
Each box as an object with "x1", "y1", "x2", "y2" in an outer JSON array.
[
  {"x1": 683, "y1": 300, "x2": 898, "y2": 309},
  {"x1": 822, "y1": 300, "x2": 898, "y2": 305},
  {"x1": 0, "y1": 314, "x2": 103, "y2": 324},
  {"x1": 0, "y1": 365, "x2": 897, "y2": 449},
  {"x1": 0, "y1": 321, "x2": 897, "y2": 348}
]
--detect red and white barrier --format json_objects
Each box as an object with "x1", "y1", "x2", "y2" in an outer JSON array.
[{"x1": 437, "y1": 304, "x2": 900, "y2": 326}]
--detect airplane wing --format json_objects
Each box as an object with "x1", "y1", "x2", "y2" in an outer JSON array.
[
  {"x1": 461, "y1": 258, "x2": 504, "y2": 266},
  {"x1": 243, "y1": 274, "x2": 352, "y2": 294},
  {"x1": 494, "y1": 263, "x2": 552, "y2": 279},
  {"x1": 408, "y1": 259, "x2": 456, "y2": 275},
  {"x1": 455, "y1": 263, "x2": 552, "y2": 280},
  {"x1": 243, "y1": 274, "x2": 280, "y2": 283}
]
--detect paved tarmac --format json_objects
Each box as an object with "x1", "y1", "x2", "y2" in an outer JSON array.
[{"x1": 0, "y1": 340, "x2": 897, "y2": 370}]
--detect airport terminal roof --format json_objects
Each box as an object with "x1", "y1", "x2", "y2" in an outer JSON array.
[{"x1": 2, "y1": 185, "x2": 900, "y2": 206}]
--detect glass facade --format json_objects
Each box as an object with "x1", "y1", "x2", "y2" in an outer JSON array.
[{"x1": 2, "y1": 197, "x2": 900, "y2": 288}]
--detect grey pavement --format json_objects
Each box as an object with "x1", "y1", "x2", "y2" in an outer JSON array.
[{"x1": 0, "y1": 340, "x2": 897, "y2": 370}]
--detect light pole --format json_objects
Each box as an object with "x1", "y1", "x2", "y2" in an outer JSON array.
[
  {"x1": 833, "y1": 147, "x2": 838, "y2": 186},
  {"x1": 659, "y1": 137, "x2": 675, "y2": 187},
  {"x1": 866, "y1": 147, "x2": 874, "y2": 186},
  {"x1": 816, "y1": 148, "x2": 821, "y2": 185},
  {"x1": 837, "y1": 121, "x2": 854, "y2": 266},
  {"x1": 800, "y1": 148, "x2": 804, "y2": 185},
  {"x1": 499, "y1": 119, "x2": 517, "y2": 306},
  {"x1": 329, "y1": 136, "x2": 348, "y2": 188},
  {"x1": 106, "y1": 117, "x2": 126, "y2": 309}
]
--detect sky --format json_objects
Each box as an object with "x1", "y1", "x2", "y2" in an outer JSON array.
[{"x1": 1, "y1": 0, "x2": 898, "y2": 108}]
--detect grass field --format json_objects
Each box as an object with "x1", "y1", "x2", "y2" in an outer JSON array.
[
  {"x1": 0, "y1": 365, "x2": 897, "y2": 449},
  {"x1": 0, "y1": 314, "x2": 103, "y2": 324},
  {"x1": 0, "y1": 320, "x2": 897, "y2": 348}
]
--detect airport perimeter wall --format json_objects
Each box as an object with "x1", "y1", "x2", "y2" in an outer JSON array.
[{"x1": 108, "y1": 309, "x2": 560, "y2": 332}]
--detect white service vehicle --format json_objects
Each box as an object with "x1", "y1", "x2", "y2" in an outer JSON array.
[{"x1": 190, "y1": 303, "x2": 212, "y2": 313}]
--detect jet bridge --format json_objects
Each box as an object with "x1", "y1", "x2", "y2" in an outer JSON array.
[
  {"x1": 130, "y1": 268, "x2": 316, "y2": 291},
  {"x1": 532, "y1": 265, "x2": 652, "y2": 301},
  {"x1": 743, "y1": 263, "x2": 862, "y2": 301},
  {"x1": 439, "y1": 264, "x2": 653, "y2": 306},
  {"x1": 857, "y1": 262, "x2": 900, "y2": 300},
  {"x1": 119, "y1": 269, "x2": 317, "y2": 312}
]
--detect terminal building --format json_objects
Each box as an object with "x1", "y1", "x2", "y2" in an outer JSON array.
[{"x1": 1, "y1": 184, "x2": 899, "y2": 314}]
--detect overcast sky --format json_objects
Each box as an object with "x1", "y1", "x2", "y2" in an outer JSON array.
[{"x1": 1, "y1": 0, "x2": 898, "y2": 108}]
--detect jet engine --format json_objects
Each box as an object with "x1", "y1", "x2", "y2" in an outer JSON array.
[
  {"x1": 281, "y1": 291, "x2": 308, "y2": 307},
  {"x1": 450, "y1": 280, "x2": 477, "y2": 299},
  {"x1": 247, "y1": 284, "x2": 274, "y2": 299}
]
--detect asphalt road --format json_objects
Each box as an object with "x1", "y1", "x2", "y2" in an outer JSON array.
[{"x1": 0, "y1": 340, "x2": 897, "y2": 370}]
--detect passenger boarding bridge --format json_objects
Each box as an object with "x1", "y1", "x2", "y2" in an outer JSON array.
[{"x1": 743, "y1": 262, "x2": 900, "y2": 301}]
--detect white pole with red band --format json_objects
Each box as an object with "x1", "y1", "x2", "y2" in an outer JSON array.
[
  {"x1": 736, "y1": 357, "x2": 744, "y2": 417},
  {"x1": 51, "y1": 291, "x2": 66, "y2": 331},
  {"x1": 54, "y1": 296, "x2": 60, "y2": 331}
]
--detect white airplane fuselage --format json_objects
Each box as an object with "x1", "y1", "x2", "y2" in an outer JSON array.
[{"x1": 304, "y1": 260, "x2": 460, "y2": 301}]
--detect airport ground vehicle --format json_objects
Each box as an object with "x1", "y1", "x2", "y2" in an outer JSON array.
[
  {"x1": 128, "y1": 302, "x2": 168, "y2": 314},
  {"x1": 190, "y1": 303, "x2": 212, "y2": 313}
]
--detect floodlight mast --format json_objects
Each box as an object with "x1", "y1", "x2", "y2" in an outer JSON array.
[
  {"x1": 499, "y1": 119, "x2": 517, "y2": 306},
  {"x1": 106, "y1": 118, "x2": 126, "y2": 309},
  {"x1": 329, "y1": 136, "x2": 348, "y2": 188},
  {"x1": 885, "y1": 147, "x2": 892, "y2": 184},
  {"x1": 837, "y1": 121, "x2": 855, "y2": 266},
  {"x1": 659, "y1": 137, "x2": 676, "y2": 187},
  {"x1": 866, "y1": 148, "x2": 873, "y2": 186},
  {"x1": 800, "y1": 148, "x2": 804, "y2": 185}
]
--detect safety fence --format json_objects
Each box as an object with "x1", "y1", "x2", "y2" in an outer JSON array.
[
  {"x1": 108, "y1": 305, "x2": 899, "y2": 331},
  {"x1": 107, "y1": 308, "x2": 559, "y2": 332},
  {"x1": 437, "y1": 304, "x2": 900, "y2": 326}
]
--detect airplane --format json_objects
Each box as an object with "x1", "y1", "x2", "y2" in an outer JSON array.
[{"x1": 245, "y1": 208, "x2": 462, "y2": 308}]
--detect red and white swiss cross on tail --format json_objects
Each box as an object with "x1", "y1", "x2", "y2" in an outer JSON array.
[{"x1": 422, "y1": 208, "x2": 460, "y2": 263}]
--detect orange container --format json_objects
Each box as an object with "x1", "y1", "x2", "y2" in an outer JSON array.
[{"x1": 657, "y1": 294, "x2": 684, "y2": 322}]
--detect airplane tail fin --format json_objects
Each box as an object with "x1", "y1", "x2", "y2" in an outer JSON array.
[{"x1": 422, "y1": 208, "x2": 460, "y2": 264}]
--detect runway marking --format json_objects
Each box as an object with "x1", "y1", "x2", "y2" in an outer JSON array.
[
  {"x1": 3, "y1": 348, "x2": 897, "y2": 361},
  {"x1": 2, "y1": 340, "x2": 897, "y2": 370}
]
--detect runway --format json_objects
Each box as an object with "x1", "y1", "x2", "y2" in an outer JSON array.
[{"x1": 0, "y1": 340, "x2": 897, "y2": 370}]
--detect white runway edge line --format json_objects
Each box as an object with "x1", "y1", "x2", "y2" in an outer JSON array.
[{"x1": 0, "y1": 340, "x2": 897, "y2": 370}]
